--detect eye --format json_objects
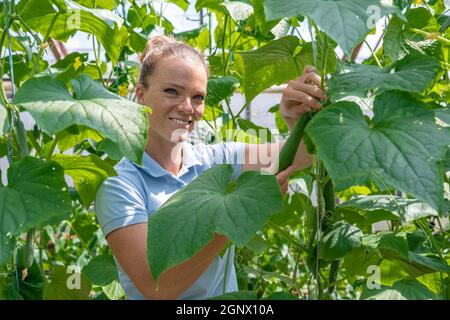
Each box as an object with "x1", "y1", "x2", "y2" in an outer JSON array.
[
  {"x1": 194, "y1": 95, "x2": 205, "y2": 101},
  {"x1": 164, "y1": 88, "x2": 177, "y2": 95}
]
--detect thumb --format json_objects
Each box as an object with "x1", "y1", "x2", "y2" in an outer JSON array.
[{"x1": 276, "y1": 165, "x2": 295, "y2": 195}]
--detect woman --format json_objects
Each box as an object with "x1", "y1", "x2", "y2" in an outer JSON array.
[{"x1": 95, "y1": 35, "x2": 326, "y2": 300}]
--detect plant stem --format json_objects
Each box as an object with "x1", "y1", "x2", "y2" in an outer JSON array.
[
  {"x1": 221, "y1": 14, "x2": 229, "y2": 75},
  {"x1": 327, "y1": 259, "x2": 340, "y2": 299},
  {"x1": 31, "y1": 13, "x2": 59, "y2": 77},
  {"x1": 45, "y1": 136, "x2": 59, "y2": 159},
  {"x1": 410, "y1": 28, "x2": 450, "y2": 45},
  {"x1": 364, "y1": 40, "x2": 382, "y2": 67},
  {"x1": 235, "y1": 100, "x2": 250, "y2": 119},
  {"x1": 15, "y1": 14, "x2": 42, "y2": 45},
  {"x1": 222, "y1": 242, "x2": 232, "y2": 294},
  {"x1": 223, "y1": 32, "x2": 242, "y2": 75},
  {"x1": 314, "y1": 158, "x2": 325, "y2": 299},
  {"x1": 13, "y1": 109, "x2": 36, "y2": 269},
  {"x1": 92, "y1": 37, "x2": 106, "y2": 86}
]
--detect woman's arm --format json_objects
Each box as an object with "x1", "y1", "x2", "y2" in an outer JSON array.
[
  {"x1": 106, "y1": 223, "x2": 229, "y2": 299},
  {"x1": 242, "y1": 65, "x2": 325, "y2": 192}
]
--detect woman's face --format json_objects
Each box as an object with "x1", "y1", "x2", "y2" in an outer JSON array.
[{"x1": 137, "y1": 57, "x2": 208, "y2": 144}]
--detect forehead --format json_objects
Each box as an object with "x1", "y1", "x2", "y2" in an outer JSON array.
[{"x1": 150, "y1": 57, "x2": 207, "y2": 90}]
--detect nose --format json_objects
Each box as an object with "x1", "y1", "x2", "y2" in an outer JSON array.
[{"x1": 177, "y1": 97, "x2": 195, "y2": 114}]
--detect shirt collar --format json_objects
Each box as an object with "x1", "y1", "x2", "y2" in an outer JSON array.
[{"x1": 136, "y1": 142, "x2": 202, "y2": 178}]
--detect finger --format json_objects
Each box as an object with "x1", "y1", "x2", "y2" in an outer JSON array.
[
  {"x1": 301, "y1": 72, "x2": 322, "y2": 88},
  {"x1": 288, "y1": 81, "x2": 327, "y2": 100},
  {"x1": 284, "y1": 88, "x2": 322, "y2": 111},
  {"x1": 280, "y1": 104, "x2": 310, "y2": 120},
  {"x1": 276, "y1": 172, "x2": 290, "y2": 195},
  {"x1": 304, "y1": 65, "x2": 316, "y2": 74},
  {"x1": 280, "y1": 181, "x2": 288, "y2": 195}
]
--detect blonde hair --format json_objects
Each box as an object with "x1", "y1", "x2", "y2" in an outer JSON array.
[{"x1": 138, "y1": 35, "x2": 208, "y2": 88}]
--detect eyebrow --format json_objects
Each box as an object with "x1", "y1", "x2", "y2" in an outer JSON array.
[
  {"x1": 163, "y1": 82, "x2": 206, "y2": 95},
  {"x1": 163, "y1": 82, "x2": 185, "y2": 89}
]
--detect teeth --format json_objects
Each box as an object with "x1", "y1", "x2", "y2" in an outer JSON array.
[{"x1": 170, "y1": 118, "x2": 191, "y2": 125}]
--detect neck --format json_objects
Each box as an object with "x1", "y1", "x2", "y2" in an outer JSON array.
[{"x1": 145, "y1": 130, "x2": 184, "y2": 176}]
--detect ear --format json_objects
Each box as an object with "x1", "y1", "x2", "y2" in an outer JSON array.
[{"x1": 136, "y1": 84, "x2": 145, "y2": 104}]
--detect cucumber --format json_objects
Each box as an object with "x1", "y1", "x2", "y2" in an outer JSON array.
[{"x1": 277, "y1": 112, "x2": 312, "y2": 174}]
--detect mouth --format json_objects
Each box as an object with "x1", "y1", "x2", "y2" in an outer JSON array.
[{"x1": 168, "y1": 117, "x2": 193, "y2": 125}]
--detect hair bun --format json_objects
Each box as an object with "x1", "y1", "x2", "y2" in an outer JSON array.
[{"x1": 139, "y1": 35, "x2": 176, "y2": 64}]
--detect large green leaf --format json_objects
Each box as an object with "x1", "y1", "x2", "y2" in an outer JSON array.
[
  {"x1": 263, "y1": 0, "x2": 401, "y2": 55},
  {"x1": 147, "y1": 164, "x2": 283, "y2": 281},
  {"x1": 16, "y1": 0, "x2": 56, "y2": 22},
  {"x1": 236, "y1": 36, "x2": 335, "y2": 102},
  {"x1": 410, "y1": 253, "x2": 450, "y2": 273},
  {"x1": 44, "y1": 266, "x2": 92, "y2": 300},
  {"x1": 56, "y1": 125, "x2": 104, "y2": 152},
  {"x1": 328, "y1": 55, "x2": 441, "y2": 99},
  {"x1": 362, "y1": 232, "x2": 409, "y2": 259},
  {"x1": 395, "y1": 252, "x2": 450, "y2": 277},
  {"x1": 52, "y1": 154, "x2": 117, "y2": 207},
  {"x1": 27, "y1": 8, "x2": 127, "y2": 65},
  {"x1": 206, "y1": 76, "x2": 239, "y2": 106},
  {"x1": 361, "y1": 279, "x2": 437, "y2": 300},
  {"x1": 13, "y1": 75, "x2": 148, "y2": 164},
  {"x1": 82, "y1": 254, "x2": 119, "y2": 286},
  {"x1": 96, "y1": 138, "x2": 125, "y2": 160},
  {"x1": 384, "y1": 8, "x2": 442, "y2": 62},
  {"x1": 339, "y1": 195, "x2": 440, "y2": 223},
  {"x1": 0, "y1": 157, "x2": 71, "y2": 265},
  {"x1": 320, "y1": 221, "x2": 363, "y2": 260},
  {"x1": 305, "y1": 91, "x2": 450, "y2": 212}
]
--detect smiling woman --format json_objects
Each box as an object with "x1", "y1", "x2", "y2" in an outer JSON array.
[{"x1": 94, "y1": 35, "x2": 321, "y2": 300}]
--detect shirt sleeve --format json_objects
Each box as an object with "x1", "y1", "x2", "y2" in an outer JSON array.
[
  {"x1": 94, "y1": 176, "x2": 149, "y2": 237},
  {"x1": 200, "y1": 141, "x2": 246, "y2": 179}
]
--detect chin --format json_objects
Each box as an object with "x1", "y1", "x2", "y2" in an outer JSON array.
[{"x1": 169, "y1": 128, "x2": 190, "y2": 143}]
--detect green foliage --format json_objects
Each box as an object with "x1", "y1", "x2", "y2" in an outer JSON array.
[
  {"x1": 320, "y1": 221, "x2": 363, "y2": 260},
  {"x1": 236, "y1": 36, "x2": 335, "y2": 101},
  {"x1": 52, "y1": 154, "x2": 117, "y2": 207},
  {"x1": 362, "y1": 279, "x2": 437, "y2": 300},
  {"x1": 13, "y1": 75, "x2": 149, "y2": 163},
  {"x1": 263, "y1": 0, "x2": 401, "y2": 55},
  {"x1": 82, "y1": 254, "x2": 119, "y2": 286},
  {"x1": 306, "y1": 91, "x2": 450, "y2": 212},
  {"x1": 43, "y1": 265, "x2": 92, "y2": 300},
  {"x1": 147, "y1": 164, "x2": 283, "y2": 281},
  {"x1": 0, "y1": 157, "x2": 71, "y2": 265},
  {"x1": 329, "y1": 54, "x2": 441, "y2": 99}
]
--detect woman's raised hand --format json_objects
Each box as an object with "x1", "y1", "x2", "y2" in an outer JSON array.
[{"x1": 279, "y1": 65, "x2": 327, "y2": 131}]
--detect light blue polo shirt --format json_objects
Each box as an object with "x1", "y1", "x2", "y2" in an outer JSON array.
[{"x1": 94, "y1": 141, "x2": 245, "y2": 300}]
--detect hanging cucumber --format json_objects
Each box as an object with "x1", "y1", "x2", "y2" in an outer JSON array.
[{"x1": 277, "y1": 112, "x2": 312, "y2": 174}]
